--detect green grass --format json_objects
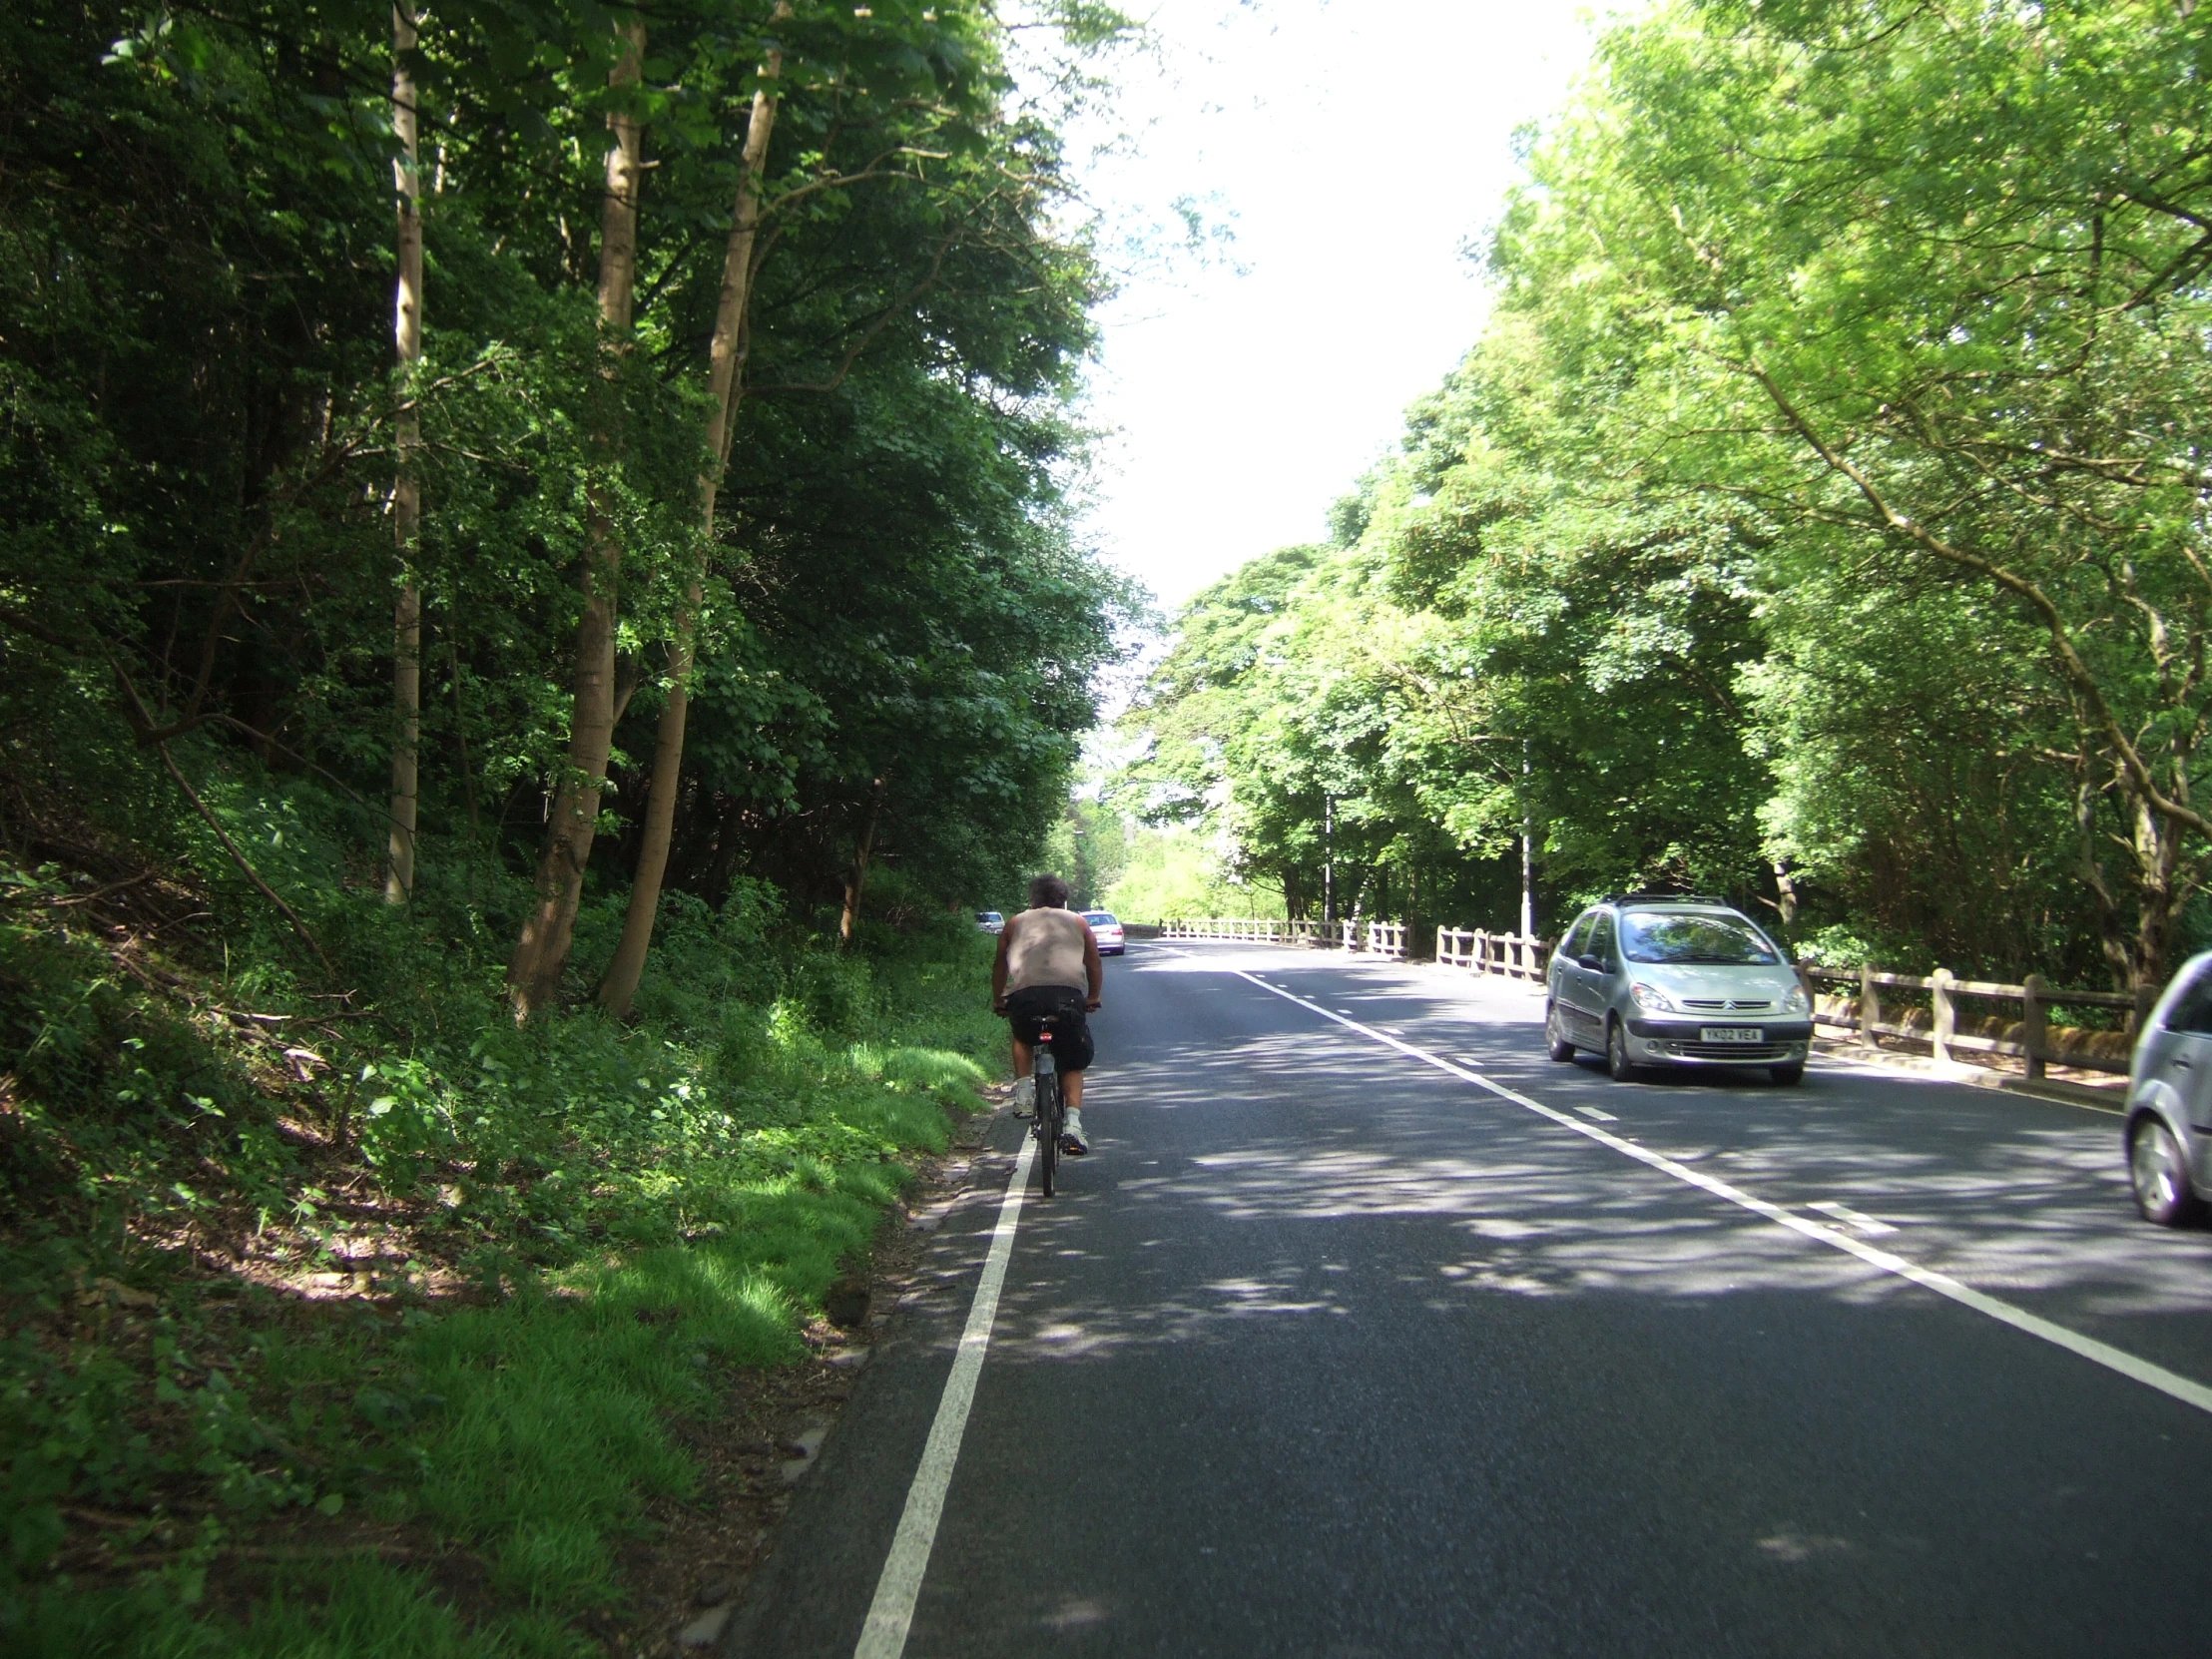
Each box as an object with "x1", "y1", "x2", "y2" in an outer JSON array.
[
  {"x1": 9, "y1": 1558, "x2": 591, "y2": 1658},
  {"x1": 1, "y1": 817, "x2": 1003, "y2": 1653}
]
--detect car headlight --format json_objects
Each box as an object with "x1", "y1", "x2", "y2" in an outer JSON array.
[
  {"x1": 1629, "y1": 982, "x2": 1677, "y2": 1013},
  {"x1": 1781, "y1": 984, "x2": 1811, "y2": 1014}
]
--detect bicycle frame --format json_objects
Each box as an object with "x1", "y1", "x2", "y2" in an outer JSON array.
[{"x1": 1032, "y1": 1025, "x2": 1063, "y2": 1197}]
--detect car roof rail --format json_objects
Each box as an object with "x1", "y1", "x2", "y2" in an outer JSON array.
[{"x1": 1604, "y1": 891, "x2": 1729, "y2": 907}]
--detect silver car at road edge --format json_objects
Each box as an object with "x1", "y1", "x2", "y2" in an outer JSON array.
[
  {"x1": 1545, "y1": 896, "x2": 1814, "y2": 1085},
  {"x1": 2124, "y1": 949, "x2": 2212, "y2": 1226}
]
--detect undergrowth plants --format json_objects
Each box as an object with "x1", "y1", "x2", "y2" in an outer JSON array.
[{"x1": 0, "y1": 776, "x2": 1001, "y2": 1654}]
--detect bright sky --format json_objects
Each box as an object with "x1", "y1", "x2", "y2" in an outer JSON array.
[{"x1": 1063, "y1": 0, "x2": 1599, "y2": 615}]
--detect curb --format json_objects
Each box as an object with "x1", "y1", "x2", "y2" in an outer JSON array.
[
  {"x1": 1990, "y1": 1074, "x2": 2126, "y2": 1114},
  {"x1": 1814, "y1": 1036, "x2": 2126, "y2": 1115}
]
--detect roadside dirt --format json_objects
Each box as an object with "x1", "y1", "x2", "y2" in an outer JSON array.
[{"x1": 605, "y1": 1086, "x2": 1013, "y2": 1656}]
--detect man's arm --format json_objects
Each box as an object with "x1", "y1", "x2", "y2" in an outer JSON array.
[
  {"x1": 1082, "y1": 921, "x2": 1103, "y2": 1010},
  {"x1": 991, "y1": 916, "x2": 1015, "y2": 1010}
]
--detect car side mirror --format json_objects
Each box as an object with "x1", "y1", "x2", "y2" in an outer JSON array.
[{"x1": 1578, "y1": 952, "x2": 1603, "y2": 972}]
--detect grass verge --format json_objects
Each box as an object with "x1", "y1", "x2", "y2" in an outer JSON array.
[{"x1": 1, "y1": 786, "x2": 1004, "y2": 1654}]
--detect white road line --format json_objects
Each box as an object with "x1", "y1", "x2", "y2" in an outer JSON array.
[
  {"x1": 1574, "y1": 1105, "x2": 1619, "y2": 1123},
  {"x1": 1809, "y1": 1200, "x2": 1900, "y2": 1237},
  {"x1": 853, "y1": 1134, "x2": 1037, "y2": 1659},
  {"x1": 1232, "y1": 968, "x2": 2212, "y2": 1420}
]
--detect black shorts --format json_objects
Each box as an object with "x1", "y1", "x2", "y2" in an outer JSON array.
[{"x1": 1004, "y1": 985, "x2": 1094, "y2": 1073}]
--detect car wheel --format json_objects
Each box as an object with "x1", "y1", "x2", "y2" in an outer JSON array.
[
  {"x1": 1545, "y1": 1004, "x2": 1574, "y2": 1062},
  {"x1": 1770, "y1": 1062, "x2": 1804, "y2": 1086},
  {"x1": 1605, "y1": 1018, "x2": 1641, "y2": 1083},
  {"x1": 2130, "y1": 1116, "x2": 2202, "y2": 1227}
]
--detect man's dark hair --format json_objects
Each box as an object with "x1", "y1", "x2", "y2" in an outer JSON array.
[{"x1": 1028, "y1": 873, "x2": 1070, "y2": 909}]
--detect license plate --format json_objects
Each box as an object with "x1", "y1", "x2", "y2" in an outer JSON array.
[{"x1": 1700, "y1": 1026, "x2": 1764, "y2": 1044}]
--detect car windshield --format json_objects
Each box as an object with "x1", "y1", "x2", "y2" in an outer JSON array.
[
  {"x1": 1084, "y1": 912, "x2": 1116, "y2": 923},
  {"x1": 1620, "y1": 912, "x2": 1779, "y2": 966}
]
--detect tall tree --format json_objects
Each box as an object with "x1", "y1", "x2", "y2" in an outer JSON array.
[
  {"x1": 384, "y1": 0, "x2": 425, "y2": 903},
  {"x1": 507, "y1": 16, "x2": 647, "y2": 1020},
  {"x1": 598, "y1": 9, "x2": 786, "y2": 1017},
  {"x1": 1488, "y1": 0, "x2": 2212, "y2": 984}
]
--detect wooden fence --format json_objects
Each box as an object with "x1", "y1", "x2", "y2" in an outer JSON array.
[
  {"x1": 1436, "y1": 927, "x2": 1551, "y2": 981},
  {"x1": 1801, "y1": 965, "x2": 2144, "y2": 1078}
]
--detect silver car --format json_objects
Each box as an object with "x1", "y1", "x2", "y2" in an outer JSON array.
[
  {"x1": 2124, "y1": 950, "x2": 2212, "y2": 1226},
  {"x1": 1544, "y1": 896, "x2": 1814, "y2": 1085}
]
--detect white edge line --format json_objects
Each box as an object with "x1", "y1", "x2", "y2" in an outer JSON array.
[
  {"x1": 1232, "y1": 967, "x2": 2212, "y2": 1419},
  {"x1": 853, "y1": 1132, "x2": 1037, "y2": 1659}
]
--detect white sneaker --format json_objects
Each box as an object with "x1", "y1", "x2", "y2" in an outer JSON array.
[
  {"x1": 1060, "y1": 1108, "x2": 1088, "y2": 1155},
  {"x1": 1011, "y1": 1076, "x2": 1035, "y2": 1118}
]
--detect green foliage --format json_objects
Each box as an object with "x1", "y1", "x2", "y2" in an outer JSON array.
[
  {"x1": 1120, "y1": 0, "x2": 2212, "y2": 986},
  {"x1": 1101, "y1": 825, "x2": 1284, "y2": 924},
  {"x1": 0, "y1": 0, "x2": 1125, "y2": 1647},
  {"x1": 1038, "y1": 799, "x2": 1129, "y2": 912},
  {"x1": 1480, "y1": 0, "x2": 2212, "y2": 982},
  {"x1": 9, "y1": 1557, "x2": 589, "y2": 1659},
  {"x1": 0, "y1": 762, "x2": 998, "y2": 1646},
  {"x1": 0, "y1": 0, "x2": 1127, "y2": 945}
]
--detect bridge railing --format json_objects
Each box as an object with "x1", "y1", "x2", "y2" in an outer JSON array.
[
  {"x1": 1363, "y1": 920, "x2": 1406, "y2": 958},
  {"x1": 1156, "y1": 918, "x2": 1406, "y2": 952},
  {"x1": 1156, "y1": 917, "x2": 1534, "y2": 969},
  {"x1": 1437, "y1": 926, "x2": 1551, "y2": 981},
  {"x1": 1158, "y1": 918, "x2": 1327, "y2": 945}
]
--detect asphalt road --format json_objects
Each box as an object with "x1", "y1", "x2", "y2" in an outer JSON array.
[{"x1": 724, "y1": 940, "x2": 2212, "y2": 1657}]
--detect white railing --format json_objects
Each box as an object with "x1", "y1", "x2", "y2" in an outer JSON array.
[
  {"x1": 1363, "y1": 920, "x2": 1406, "y2": 958},
  {"x1": 1437, "y1": 926, "x2": 1551, "y2": 981},
  {"x1": 1158, "y1": 918, "x2": 1327, "y2": 944},
  {"x1": 1157, "y1": 917, "x2": 1405, "y2": 952}
]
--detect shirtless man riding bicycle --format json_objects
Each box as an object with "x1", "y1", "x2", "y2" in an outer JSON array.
[{"x1": 990, "y1": 873, "x2": 1103, "y2": 1155}]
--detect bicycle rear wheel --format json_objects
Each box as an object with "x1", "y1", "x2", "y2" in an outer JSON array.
[{"x1": 1035, "y1": 1064, "x2": 1059, "y2": 1198}]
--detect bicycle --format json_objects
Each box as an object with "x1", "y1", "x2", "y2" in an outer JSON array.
[{"x1": 1030, "y1": 1022, "x2": 1064, "y2": 1198}]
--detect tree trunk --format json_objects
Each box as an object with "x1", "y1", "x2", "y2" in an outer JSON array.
[
  {"x1": 1322, "y1": 794, "x2": 1335, "y2": 924},
  {"x1": 838, "y1": 786, "x2": 883, "y2": 947},
  {"x1": 2128, "y1": 780, "x2": 2186, "y2": 995},
  {"x1": 704, "y1": 803, "x2": 746, "y2": 904},
  {"x1": 1519, "y1": 739, "x2": 1534, "y2": 937},
  {"x1": 2076, "y1": 765, "x2": 2134, "y2": 989},
  {"x1": 506, "y1": 18, "x2": 646, "y2": 1021},
  {"x1": 598, "y1": 19, "x2": 787, "y2": 1016},
  {"x1": 383, "y1": 0, "x2": 424, "y2": 903},
  {"x1": 1770, "y1": 859, "x2": 1799, "y2": 929}
]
